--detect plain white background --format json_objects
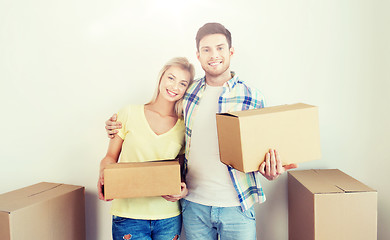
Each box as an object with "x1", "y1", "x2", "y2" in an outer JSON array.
[{"x1": 1, "y1": 0, "x2": 389, "y2": 239}]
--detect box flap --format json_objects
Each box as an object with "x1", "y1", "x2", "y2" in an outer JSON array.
[
  {"x1": 312, "y1": 169, "x2": 375, "y2": 192},
  {"x1": 105, "y1": 159, "x2": 178, "y2": 169},
  {"x1": 217, "y1": 103, "x2": 315, "y2": 118},
  {"x1": 0, "y1": 182, "x2": 83, "y2": 213},
  {"x1": 289, "y1": 169, "x2": 375, "y2": 194}
]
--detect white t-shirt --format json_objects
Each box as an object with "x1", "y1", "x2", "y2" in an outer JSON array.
[{"x1": 185, "y1": 84, "x2": 240, "y2": 207}]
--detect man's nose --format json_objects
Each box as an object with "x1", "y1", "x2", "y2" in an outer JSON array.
[{"x1": 210, "y1": 49, "x2": 219, "y2": 58}]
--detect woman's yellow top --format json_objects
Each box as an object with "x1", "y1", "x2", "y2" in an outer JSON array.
[{"x1": 110, "y1": 104, "x2": 185, "y2": 220}]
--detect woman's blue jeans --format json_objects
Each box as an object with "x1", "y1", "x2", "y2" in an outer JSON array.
[{"x1": 112, "y1": 215, "x2": 181, "y2": 240}]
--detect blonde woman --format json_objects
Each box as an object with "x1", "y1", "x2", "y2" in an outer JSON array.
[{"x1": 98, "y1": 57, "x2": 195, "y2": 240}]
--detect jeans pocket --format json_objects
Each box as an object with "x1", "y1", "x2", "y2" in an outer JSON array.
[
  {"x1": 236, "y1": 207, "x2": 256, "y2": 220},
  {"x1": 180, "y1": 199, "x2": 189, "y2": 214},
  {"x1": 112, "y1": 215, "x2": 127, "y2": 223}
]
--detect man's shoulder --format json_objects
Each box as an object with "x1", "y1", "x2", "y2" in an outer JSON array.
[
  {"x1": 185, "y1": 77, "x2": 205, "y2": 97},
  {"x1": 232, "y1": 78, "x2": 264, "y2": 98}
]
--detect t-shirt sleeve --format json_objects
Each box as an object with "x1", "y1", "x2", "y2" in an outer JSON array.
[{"x1": 116, "y1": 105, "x2": 131, "y2": 140}]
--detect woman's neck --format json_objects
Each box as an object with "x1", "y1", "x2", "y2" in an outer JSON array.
[{"x1": 147, "y1": 96, "x2": 176, "y2": 117}]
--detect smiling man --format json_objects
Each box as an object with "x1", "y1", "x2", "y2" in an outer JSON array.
[{"x1": 105, "y1": 22, "x2": 297, "y2": 240}]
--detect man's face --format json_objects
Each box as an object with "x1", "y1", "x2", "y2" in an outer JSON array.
[{"x1": 197, "y1": 34, "x2": 234, "y2": 78}]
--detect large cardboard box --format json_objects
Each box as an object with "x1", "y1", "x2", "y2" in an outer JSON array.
[
  {"x1": 104, "y1": 160, "x2": 181, "y2": 200},
  {"x1": 288, "y1": 169, "x2": 377, "y2": 240},
  {"x1": 0, "y1": 182, "x2": 85, "y2": 240},
  {"x1": 216, "y1": 103, "x2": 321, "y2": 172}
]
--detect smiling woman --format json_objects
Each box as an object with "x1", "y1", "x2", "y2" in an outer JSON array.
[
  {"x1": 148, "y1": 57, "x2": 195, "y2": 118},
  {"x1": 97, "y1": 57, "x2": 195, "y2": 240}
]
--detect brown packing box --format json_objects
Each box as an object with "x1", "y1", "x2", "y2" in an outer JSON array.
[
  {"x1": 288, "y1": 169, "x2": 377, "y2": 240},
  {"x1": 0, "y1": 182, "x2": 85, "y2": 240},
  {"x1": 216, "y1": 103, "x2": 321, "y2": 172},
  {"x1": 104, "y1": 160, "x2": 181, "y2": 200}
]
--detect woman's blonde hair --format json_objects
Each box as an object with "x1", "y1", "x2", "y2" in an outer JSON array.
[{"x1": 148, "y1": 57, "x2": 195, "y2": 118}]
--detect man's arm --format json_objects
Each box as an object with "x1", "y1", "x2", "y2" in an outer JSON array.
[{"x1": 105, "y1": 113, "x2": 122, "y2": 138}]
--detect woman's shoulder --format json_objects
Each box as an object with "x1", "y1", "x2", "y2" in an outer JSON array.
[{"x1": 116, "y1": 104, "x2": 145, "y2": 126}]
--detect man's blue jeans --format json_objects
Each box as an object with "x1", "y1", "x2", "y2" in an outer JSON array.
[
  {"x1": 112, "y1": 215, "x2": 181, "y2": 240},
  {"x1": 181, "y1": 199, "x2": 257, "y2": 240}
]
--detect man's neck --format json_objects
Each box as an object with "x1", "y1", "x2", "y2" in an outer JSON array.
[{"x1": 204, "y1": 70, "x2": 232, "y2": 87}]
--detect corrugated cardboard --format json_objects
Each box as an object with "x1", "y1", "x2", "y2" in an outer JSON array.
[
  {"x1": 216, "y1": 103, "x2": 321, "y2": 172},
  {"x1": 104, "y1": 160, "x2": 181, "y2": 200},
  {"x1": 0, "y1": 182, "x2": 85, "y2": 240},
  {"x1": 288, "y1": 169, "x2": 377, "y2": 240}
]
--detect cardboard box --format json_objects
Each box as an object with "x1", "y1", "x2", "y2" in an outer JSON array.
[
  {"x1": 216, "y1": 103, "x2": 321, "y2": 172},
  {"x1": 0, "y1": 182, "x2": 85, "y2": 240},
  {"x1": 288, "y1": 169, "x2": 377, "y2": 240},
  {"x1": 104, "y1": 160, "x2": 181, "y2": 200}
]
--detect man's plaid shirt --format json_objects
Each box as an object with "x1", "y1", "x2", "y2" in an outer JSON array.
[{"x1": 182, "y1": 72, "x2": 266, "y2": 211}]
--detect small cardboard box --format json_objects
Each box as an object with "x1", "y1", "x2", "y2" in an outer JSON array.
[
  {"x1": 216, "y1": 103, "x2": 321, "y2": 172},
  {"x1": 104, "y1": 160, "x2": 181, "y2": 200},
  {"x1": 0, "y1": 182, "x2": 85, "y2": 240},
  {"x1": 288, "y1": 169, "x2": 377, "y2": 240}
]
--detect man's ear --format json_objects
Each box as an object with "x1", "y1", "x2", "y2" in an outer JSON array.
[
  {"x1": 230, "y1": 47, "x2": 235, "y2": 56},
  {"x1": 196, "y1": 51, "x2": 200, "y2": 60}
]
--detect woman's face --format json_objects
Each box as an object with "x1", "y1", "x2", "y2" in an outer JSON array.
[{"x1": 158, "y1": 65, "x2": 191, "y2": 102}]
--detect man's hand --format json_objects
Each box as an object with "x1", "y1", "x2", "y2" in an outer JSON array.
[
  {"x1": 259, "y1": 149, "x2": 298, "y2": 181},
  {"x1": 105, "y1": 113, "x2": 122, "y2": 138},
  {"x1": 162, "y1": 182, "x2": 188, "y2": 202}
]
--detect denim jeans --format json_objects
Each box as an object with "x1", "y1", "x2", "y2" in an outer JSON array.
[
  {"x1": 181, "y1": 199, "x2": 256, "y2": 240},
  {"x1": 112, "y1": 215, "x2": 181, "y2": 240}
]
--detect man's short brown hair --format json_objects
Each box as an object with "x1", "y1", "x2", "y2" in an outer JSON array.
[{"x1": 195, "y1": 22, "x2": 232, "y2": 51}]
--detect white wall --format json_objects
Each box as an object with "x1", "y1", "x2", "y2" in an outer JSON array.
[{"x1": 1, "y1": 0, "x2": 389, "y2": 239}]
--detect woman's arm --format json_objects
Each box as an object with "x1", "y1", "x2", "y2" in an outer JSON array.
[{"x1": 98, "y1": 135, "x2": 123, "y2": 201}]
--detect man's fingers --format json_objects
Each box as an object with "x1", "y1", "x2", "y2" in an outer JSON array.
[
  {"x1": 265, "y1": 152, "x2": 271, "y2": 176},
  {"x1": 105, "y1": 124, "x2": 121, "y2": 130},
  {"x1": 111, "y1": 113, "x2": 117, "y2": 121},
  {"x1": 259, "y1": 162, "x2": 266, "y2": 175},
  {"x1": 283, "y1": 163, "x2": 298, "y2": 171},
  {"x1": 275, "y1": 149, "x2": 283, "y2": 173},
  {"x1": 270, "y1": 149, "x2": 277, "y2": 176}
]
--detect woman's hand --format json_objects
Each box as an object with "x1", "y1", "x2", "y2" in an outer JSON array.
[
  {"x1": 97, "y1": 174, "x2": 111, "y2": 201},
  {"x1": 97, "y1": 161, "x2": 113, "y2": 201},
  {"x1": 162, "y1": 182, "x2": 188, "y2": 202},
  {"x1": 97, "y1": 136, "x2": 123, "y2": 201}
]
